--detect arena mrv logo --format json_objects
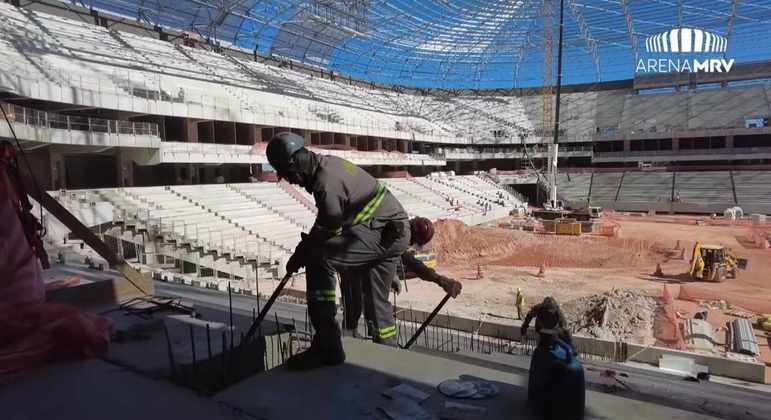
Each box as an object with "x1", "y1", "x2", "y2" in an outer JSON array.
[{"x1": 636, "y1": 28, "x2": 735, "y2": 73}]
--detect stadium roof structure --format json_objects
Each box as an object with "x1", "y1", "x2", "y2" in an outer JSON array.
[{"x1": 70, "y1": 0, "x2": 771, "y2": 89}]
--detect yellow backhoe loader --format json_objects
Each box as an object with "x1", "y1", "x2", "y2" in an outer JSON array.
[{"x1": 689, "y1": 242, "x2": 748, "y2": 282}]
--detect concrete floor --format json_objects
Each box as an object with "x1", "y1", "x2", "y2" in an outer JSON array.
[
  {"x1": 215, "y1": 337, "x2": 719, "y2": 420},
  {"x1": 2, "y1": 359, "x2": 246, "y2": 420}
]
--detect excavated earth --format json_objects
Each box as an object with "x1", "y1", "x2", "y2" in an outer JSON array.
[
  {"x1": 432, "y1": 219, "x2": 667, "y2": 269},
  {"x1": 560, "y1": 288, "x2": 660, "y2": 342}
]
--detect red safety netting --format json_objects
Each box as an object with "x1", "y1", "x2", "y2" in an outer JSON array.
[
  {"x1": 0, "y1": 303, "x2": 112, "y2": 376},
  {"x1": 1, "y1": 143, "x2": 112, "y2": 377}
]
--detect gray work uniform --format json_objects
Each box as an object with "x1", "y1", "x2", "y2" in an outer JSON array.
[
  {"x1": 305, "y1": 156, "x2": 409, "y2": 344},
  {"x1": 342, "y1": 249, "x2": 441, "y2": 337}
]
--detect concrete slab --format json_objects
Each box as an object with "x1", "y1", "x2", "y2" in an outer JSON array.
[
  {"x1": 42, "y1": 262, "x2": 119, "y2": 285},
  {"x1": 215, "y1": 337, "x2": 719, "y2": 420},
  {"x1": 105, "y1": 303, "x2": 286, "y2": 377},
  {"x1": 2, "y1": 359, "x2": 243, "y2": 420}
]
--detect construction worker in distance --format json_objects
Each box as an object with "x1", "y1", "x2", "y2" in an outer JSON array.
[
  {"x1": 342, "y1": 217, "x2": 463, "y2": 337},
  {"x1": 266, "y1": 132, "x2": 410, "y2": 370},
  {"x1": 515, "y1": 287, "x2": 525, "y2": 320},
  {"x1": 520, "y1": 296, "x2": 574, "y2": 350}
]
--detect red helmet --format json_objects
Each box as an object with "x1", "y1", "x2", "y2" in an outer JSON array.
[{"x1": 411, "y1": 217, "x2": 434, "y2": 246}]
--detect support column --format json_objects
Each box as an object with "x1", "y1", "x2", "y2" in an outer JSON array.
[
  {"x1": 49, "y1": 148, "x2": 66, "y2": 190},
  {"x1": 623, "y1": 139, "x2": 631, "y2": 152},
  {"x1": 185, "y1": 120, "x2": 199, "y2": 142},
  {"x1": 334, "y1": 133, "x2": 350, "y2": 147},
  {"x1": 246, "y1": 124, "x2": 258, "y2": 144},
  {"x1": 117, "y1": 150, "x2": 134, "y2": 187},
  {"x1": 672, "y1": 136, "x2": 679, "y2": 152},
  {"x1": 253, "y1": 125, "x2": 263, "y2": 143},
  {"x1": 261, "y1": 127, "x2": 275, "y2": 143},
  {"x1": 726, "y1": 135, "x2": 734, "y2": 149}
]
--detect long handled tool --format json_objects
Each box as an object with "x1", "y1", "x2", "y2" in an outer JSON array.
[
  {"x1": 402, "y1": 293, "x2": 451, "y2": 350},
  {"x1": 239, "y1": 271, "x2": 296, "y2": 347}
]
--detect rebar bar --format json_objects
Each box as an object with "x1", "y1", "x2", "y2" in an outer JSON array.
[
  {"x1": 189, "y1": 324, "x2": 197, "y2": 390},
  {"x1": 228, "y1": 282, "x2": 234, "y2": 352},
  {"x1": 163, "y1": 323, "x2": 177, "y2": 379},
  {"x1": 221, "y1": 330, "x2": 227, "y2": 387},
  {"x1": 206, "y1": 323, "x2": 212, "y2": 360}
]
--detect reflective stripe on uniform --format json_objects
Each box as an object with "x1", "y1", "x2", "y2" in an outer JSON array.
[
  {"x1": 378, "y1": 325, "x2": 396, "y2": 339},
  {"x1": 319, "y1": 225, "x2": 343, "y2": 237},
  {"x1": 308, "y1": 289, "x2": 336, "y2": 302},
  {"x1": 352, "y1": 183, "x2": 386, "y2": 225}
]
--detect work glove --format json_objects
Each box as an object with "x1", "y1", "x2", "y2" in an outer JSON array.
[
  {"x1": 286, "y1": 233, "x2": 310, "y2": 275},
  {"x1": 391, "y1": 277, "x2": 402, "y2": 295},
  {"x1": 437, "y1": 276, "x2": 462, "y2": 298}
]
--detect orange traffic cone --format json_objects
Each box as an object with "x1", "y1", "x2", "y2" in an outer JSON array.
[
  {"x1": 654, "y1": 263, "x2": 664, "y2": 277},
  {"x1": 537, "y1": 262, "x2": 546, "y2": 278}
]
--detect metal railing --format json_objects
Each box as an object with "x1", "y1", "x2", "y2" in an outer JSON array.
[
  {"x1": 2, "y1": 102, "x2": 159, "y2": 137},
  {"x1": 158, "y1": 141, "x2": 445, "y2": 166},
  {"x1": 595, "y1": 146, "x2": 771, "y2": 158}
]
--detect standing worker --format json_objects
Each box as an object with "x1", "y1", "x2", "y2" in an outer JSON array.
[
  {"x1": 342, "y1": 217, "x2": 463, "y2": 337},
  {"x1": 266, "y1": 132, "x2": 410, "y2": 370},
  {"x1": 515, "y1": 287, "x2": 525, "y2": 320}
]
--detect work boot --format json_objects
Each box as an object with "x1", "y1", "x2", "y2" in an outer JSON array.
[
  {"x1": 286, "y1": 335, "x2": 345, "y2": 371},
  {"x1": 373, "y1": 335, "x2": 399, "y2": 348}
]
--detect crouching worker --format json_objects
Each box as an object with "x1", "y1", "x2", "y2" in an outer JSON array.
[
  {"x1": 266, "y1": 132, "x2": 411, "y2": 370},
  {"x1": 395, "y1": 217, "x2": 462, "y2": 297},
  {"x1": 341, "y1": 217, "x2": 463, "y2": 337},
  {"x1": 523, "y1": 296, "x2": 585, "y2": 420},
  {"x1": 520, "y1": 296, "x2": 574, "y2": 351}
]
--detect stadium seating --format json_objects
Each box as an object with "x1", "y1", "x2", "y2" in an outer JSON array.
[
  {"x1": 732, "y1": 171, "x2": 771, "y2": 208},
  {"x1": 589, "y1": 173, "x2": 623, "y2": 205},
  {"x1": 380, "y1": 178, "x2": 451, "y2": 219},
  {"x1": 50, "y1": 176, "x2": 522, "y2": 284},
  {"x1": 556, "y1": 173, "x2": 592, "y2": 203},
  {"x1": 674, "y1": 171, "x2": 735, "y2": 207},
  {"x1": 617, "y1": 172, "x2": 674, "y2": 203}
]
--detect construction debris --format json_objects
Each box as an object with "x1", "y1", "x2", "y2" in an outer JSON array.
[{"x1": 562, "y1": 289, "x2": 658, "y2": 342}]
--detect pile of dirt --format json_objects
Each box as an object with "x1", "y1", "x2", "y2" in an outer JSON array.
[
  {"x1": 432, "y1": 219, "x2": 666, "y2": 269},
  {"x1": 432, "y1": 219, "x2": 520, "y2": 263},
  {"x1": 561, "y1": 288, "x2": 659, "y2": 342}
]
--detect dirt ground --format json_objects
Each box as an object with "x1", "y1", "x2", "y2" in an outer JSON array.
[
  {"x1": 396, "y1": 215, "x2": 771, "y2": 369},
  {"x1": 273, "y1": 215, "x2": 770, "y2": 371}
]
